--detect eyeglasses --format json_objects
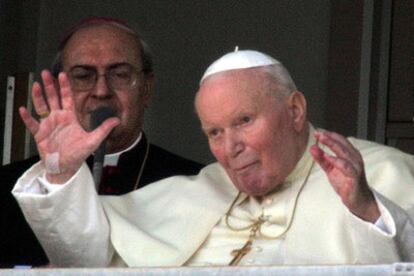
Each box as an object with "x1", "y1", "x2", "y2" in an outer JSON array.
[{"x1": 68, "y1": 63, "x2": 143, "y2": 91}]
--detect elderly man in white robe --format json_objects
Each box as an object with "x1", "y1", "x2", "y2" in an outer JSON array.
[{"x1": 13, "y1": 49, "x2": 414, "y2": 267}]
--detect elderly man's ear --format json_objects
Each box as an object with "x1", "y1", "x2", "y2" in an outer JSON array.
[
  {"x1": 287, "y1": 91, "x2": 307, "y2": 132},
  {"x1": 142, "y1": 74, "x2": 155, "y2": 107}
]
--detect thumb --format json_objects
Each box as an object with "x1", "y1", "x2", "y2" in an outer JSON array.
[{"x1": 88, "y1": 117, "x2": 121, "y2": 149}]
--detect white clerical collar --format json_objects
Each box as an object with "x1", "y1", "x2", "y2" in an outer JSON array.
[{"x1": 103, "y1": 132, "x2": 142, "y2": 166}]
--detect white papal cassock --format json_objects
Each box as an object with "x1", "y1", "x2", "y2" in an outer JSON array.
[{"x1": 12, "y1": 127, "x2": 414, "y2": 267}]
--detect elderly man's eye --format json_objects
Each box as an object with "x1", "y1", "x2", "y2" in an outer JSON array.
[
  {"x1": 74, "y1": 73, "x2": 93, "y2": 80},
  {"x1": 241, "y1": 116, "x2": 251, "y2": 123},
  {"x1": 112, "y1": 69, "x2": 131, "y2": 80},
  {"x1": 110, "y1": 64, "x2": 134, "y2": 80},
  {"x1": 208, "y1": 129, "x2": 220, "y2": 138},
  {"x1": 71, "y1": 68, "x2": 95, "y2": 80}
]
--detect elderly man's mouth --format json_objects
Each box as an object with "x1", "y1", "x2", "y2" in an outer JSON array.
[{"x1": 233, "y1": 161, "x2": 259, "y2": 173}]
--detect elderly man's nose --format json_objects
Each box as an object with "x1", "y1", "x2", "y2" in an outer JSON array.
[
  {"x1": 225, "y1": 131, "x2": 244, "y2": 158},
  {"x1": 93, "y1": 75, "x2": 112, "y2": 97}
]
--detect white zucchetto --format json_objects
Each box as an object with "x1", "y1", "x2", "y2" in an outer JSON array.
[{"x1": 200, "y1": 48, "x2": 280, "y2": 84}]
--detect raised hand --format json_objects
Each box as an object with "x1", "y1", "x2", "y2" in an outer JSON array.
[
  {"x1": 19, "y1": 70, "x2": 120, "y2": 184},
  {"x1": 310, "y1": 129, "x2": 380, "y2": 222}
]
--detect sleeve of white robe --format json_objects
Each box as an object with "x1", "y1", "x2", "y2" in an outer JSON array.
[
  {"x1": 348, "y1": 191, "x2": 414, "y2": 262},
  {"x1": 12, "y1": 162, "x2": 114, "y2": 267},
  {"x1": 400, "y1": 207, "x2": 414, "y2": 261},
  {"x1": 379, "y1": 194, "x2": 414, "y2": 261}
]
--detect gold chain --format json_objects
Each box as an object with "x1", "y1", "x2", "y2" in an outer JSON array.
[{"x1": 133, "y1": 140, "x2": 150, "y2": 190}]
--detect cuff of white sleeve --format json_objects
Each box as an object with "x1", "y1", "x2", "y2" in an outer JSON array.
[
  {"x1": 37, "y1": 173, "x2": 69, "y2": 194},
  {"x1": 348, "y1": 190, "x2": 396, "y2": 236},
  {"x1": 18, "y1": 161, "x2": 84, "y2": 195},
  {"x1": 346, "y1": 191, "x2": 400, "y2": 262},
  {"x1": 373, "y1": 192, "x2": 396, "y2": 236}
]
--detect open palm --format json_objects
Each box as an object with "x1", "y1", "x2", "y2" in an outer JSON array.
[
  {"x1": 310, "y1": 129, "x2": 379, "y2": 222},
  {"x1": 19, "y1": 70, "x2": 119, "y2": 183}
]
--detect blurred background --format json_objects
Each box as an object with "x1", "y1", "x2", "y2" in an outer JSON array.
[{"x1": 0, "y1": 0, "x2": 412, "y2": 164}]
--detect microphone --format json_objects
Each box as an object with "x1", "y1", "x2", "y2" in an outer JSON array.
[{"x1": 90, "y1": 106, "x2": 116, "y2": 191}]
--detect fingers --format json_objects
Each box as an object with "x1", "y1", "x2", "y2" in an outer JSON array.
[
  {"x1": 310, "y1": 144, "x2": 352, "y2": 175},
  {"x1": 88, "y1": 117, "x2": 121, "y2": 149},
  {"x1": 310, "y1": 144, "x2": 332, "y2": 172},
  {"x1": 32, "y1": 81, "x2": 50, "y2": 118},
  {"x1": 311, "y1": 129, "x2": 379, "y2": 221},
  {"x1": 42, "y1": 70, "x2": 61, "y2": 111},
  {"x1": 311, "y1": 141, "x2": 348, "y2": 176},
  {"x1": 314, "y1": 129, "x2": 360, "y2": 161},
  {"x1": 19, "y1": 107, "x2": 39, "y2": 136},
  {"x1": 58, "y1": 72, "x2": 75, "y2": 112},
  {"x1": 311, "y1": 129, "x2": 364, "y2": 175},
  {"x1": 32, "y1": 70, "x2": 76, "y2": 118},
  {"x1": 32, "y1": 70, "x2": 60, "y2": 118}
]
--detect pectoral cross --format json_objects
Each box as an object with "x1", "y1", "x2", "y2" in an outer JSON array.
[
  {"x1": 228, "y1": 217, "x2": 265, "y2": 265},
  {"x1": 230, "y1": 240, "x2": 253, "y2": 265}
]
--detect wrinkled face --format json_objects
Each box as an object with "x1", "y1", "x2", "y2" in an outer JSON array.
[
  {"x1": 62, "y1": 24, "x2": 153, "y2": 153},
  {"x1": 196, "y1": 69, "x2": 307, "y2": 196}
]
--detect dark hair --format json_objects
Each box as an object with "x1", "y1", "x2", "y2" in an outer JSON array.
[{"x1": 51, "y1": 17, "x2": 153, "y2": 77}]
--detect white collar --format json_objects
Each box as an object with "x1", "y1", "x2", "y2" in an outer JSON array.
[{"x1": 103, "y1": 132, "x2": 142, "y2": 166}]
